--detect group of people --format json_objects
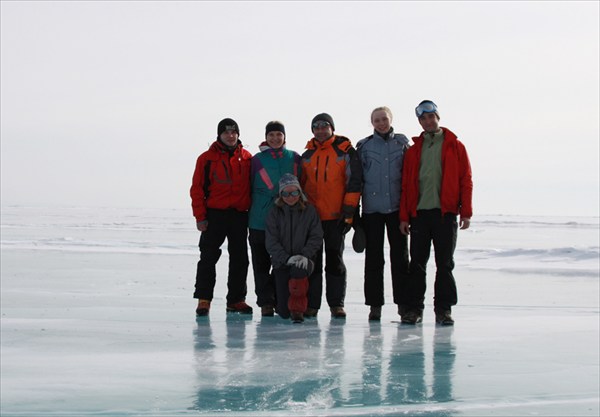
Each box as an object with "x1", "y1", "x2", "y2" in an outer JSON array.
[{"x1": 190, "y1": 100, "x2": 473, "y2": 325}]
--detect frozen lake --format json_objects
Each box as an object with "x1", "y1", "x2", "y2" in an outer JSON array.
[{"x1": 1, "y1": 206, "x2": 599, "y2": 416}]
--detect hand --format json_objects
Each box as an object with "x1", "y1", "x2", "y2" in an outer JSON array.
[
  {"x1": 295, "y1": 256, "x2": 309, "y2": 270},
  {"x1": 400, "y1": 221, "x2": 410, "y2": 236},
  {"x1": 196, "y1": 221, "x2": 208, "y2": 232},
  {"x1": 460, "y1": 217, "x2": 471, "y2": 230},
  {"x1": 339, "y1": 219, "x2": 352, "y2": 235},
  {"x1": 287, "y1": 255, "x2": 303, "y2": 266},
  {"x1": 287, "y1": 255, "x2": 308, "y2": 270}
]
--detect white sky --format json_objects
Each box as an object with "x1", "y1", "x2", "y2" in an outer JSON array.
[{"x1": 1, "y1": 1, "x2": 598, "y2": 217}]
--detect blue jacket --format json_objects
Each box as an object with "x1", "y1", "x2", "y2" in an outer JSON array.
[
  {"x1": 248, "y1": 143, "x2": 301, "y2": 230},
  {"x1": 356, "y1": 129, "x2": 409, "y2": 214}
]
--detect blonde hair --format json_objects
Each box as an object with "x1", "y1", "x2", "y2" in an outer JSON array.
[{"x1": 371, "y1": 106, "x2": 393, "y2": 122}]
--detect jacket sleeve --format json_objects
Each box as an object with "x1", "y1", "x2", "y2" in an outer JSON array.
[
  {"x1": 301, "y1": 206, "x2": 324, "y2": 259},
  {"x1": 342, "y1": 147, "x2": 363, "y2": 221},
  {"x1": 458, "y1": 142, "x2": 473, "y2": 218},
  {"x1": 265, "y1": 207, "x2": 290, "y2": 269},
  {"x1": 190, "y1": 155, "x2": 208, "y2": 222}
]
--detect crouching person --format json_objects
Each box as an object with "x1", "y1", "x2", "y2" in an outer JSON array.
[{"x1": 265, "y1": 174, "x2": 323, "y2": 323}]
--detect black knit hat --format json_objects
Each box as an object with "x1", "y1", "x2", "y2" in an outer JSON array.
[
  {"x1": 217, "y1": 118, "x2": 240, "y2": 136},
  {"x1": 311, "y1": 113, "x2": 335, "y2": 132},
  {"x1": 265, "y1": 121, "x2": 286, "y2": 137}
]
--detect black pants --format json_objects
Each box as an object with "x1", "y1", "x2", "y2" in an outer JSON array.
[
  {"x1": 308, "y1": 219, "x2": 347, "y2": 309},
  {"x1": 194, "y1": 208, "x2": 249, "y2": 304},
  {"x1": 406, "y1": 209, "x2": 458, "y2": 313},
  {"x1": 248, "y1": 229, "x2": 275, "y2": 307},
  {"x1": 362, "y1": 211, "x2": 409, "y2": 307}
]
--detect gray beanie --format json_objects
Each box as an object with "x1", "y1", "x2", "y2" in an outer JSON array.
[
  {"x1": 278, "y1": 174, "x2": 307, "y2": 201},
  {"x1": 278, "y1": 174, "x2": 300, "y2": 194}
]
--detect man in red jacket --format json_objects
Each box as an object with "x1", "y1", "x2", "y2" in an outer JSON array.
[
  {"x1": 190, "y1": 118, "x2": 253, "y2": 316},
  {"x1": 399, "y1": 101, "x2": 473, "y2": 325}
]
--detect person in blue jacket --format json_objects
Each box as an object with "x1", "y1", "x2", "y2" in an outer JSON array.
[
  {"x1": 248, "y1": 121, "x2": 302, "y2": 316},
  {"x1": 356, "y1": 106, "x2": 410, "y2": 321}
]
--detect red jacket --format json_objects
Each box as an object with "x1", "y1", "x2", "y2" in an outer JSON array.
[
  {"x1": 400, "y1": 127, "x2": 473, "y2": 222},
  {"x1": 190, "y1": 140, "x2": 252, "y2": 222}
]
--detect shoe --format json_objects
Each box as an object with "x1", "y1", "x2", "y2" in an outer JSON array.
[
  {"x1": 226, "y1": 301, "x2": 253, "y2": 314},
  {"x1": 398, "y1": 305, "x2": 408, "y2": 317},
  {"x1": 436, "y1": 311, "x2": 454, "y2": 325},
  {"x1": 304, "y1": 307, "x2": 318, "y2": 317},
  {"x1": 195, "y1": 299, "x2": 211, "y2": 316},
  {"x1": 261, "y1": 305, "x2": 274, "y2": 317},
  {"x1": 369, "y1": 306, "x2": 381, "y2": 321},
  {"x1": 330, "y1": 306, "x2": 346, "y2": 318},
  {"x1": 401, "y1": 310, "x2": 423, "y2": 324},
  {"x1": 290, "y1": 311, "x2": 304, "y2": 323}
]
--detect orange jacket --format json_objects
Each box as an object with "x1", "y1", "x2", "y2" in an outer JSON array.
[
  {"x1": 300, "y1": 135, "x2": 362, "y2": 222},
  {"x1": 400, "y1": 127, "x2": 473, "y2": 222},
  {"x1": 190, "y1": 140, "x2": 252, "y2": 222}
]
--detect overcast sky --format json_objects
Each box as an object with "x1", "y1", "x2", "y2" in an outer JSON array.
[{"x1": 1, "y1": 1, "x2": 598, "y2": 217}]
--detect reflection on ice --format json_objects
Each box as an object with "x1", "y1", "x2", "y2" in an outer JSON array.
[{"x1": 190, "y1": 314, "x2": 458, "y2": 415}]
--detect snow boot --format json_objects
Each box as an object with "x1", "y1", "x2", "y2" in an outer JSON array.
[
  {"x1": 226, "y1": 301, "x2": 253, "y2": 314},
  {"x1": 435, "y1": 310, "x2": 454, "y2": 325},
  {"x1": 196, "y1": 299, "x2": 211, "y2": 316}
]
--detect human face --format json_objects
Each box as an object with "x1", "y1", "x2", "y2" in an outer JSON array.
[
  {"x1": 371, "y1": 109, "x2": 392, "y2": 135},
  {"x1": 266, "y1": 131, "x2": 285, "y2": 149},
  {"x1": 219, "y1": 130, "x2": 239, "y2": 147},
  {"x1": 312, "y1": 123, "x2": 333, "y2": 142},
  {"x1": 418, "y1": 112, "x2": 440, "y2": 134},
  {"x1": 281, "y1": 185, "x2": 300, "y2": 206}
]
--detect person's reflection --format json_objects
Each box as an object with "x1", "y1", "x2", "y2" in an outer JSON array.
[
  {"x1": 386, "y1": 325, "x2": 426, "y2": 404},
  {"x1": 191, "y1": 314, "x2": 256, "y2": 412},
  {"x1": 431, "y1": 326, "x2": 455, "y2": 403},
  {"x1": 359, "y1": 322, "x2": 385, "y2": 406},
  {"x1": 253, "y1": 318, "x2": 328, "y2": 408}
]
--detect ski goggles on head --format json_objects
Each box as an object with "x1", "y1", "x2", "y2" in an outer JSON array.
[
  {"x1": 312, "y1": 121, "x2": 331, "y2": 129},
  {"x1": 281, "y1": 190, "x2": 301, "y2": 198},
  {"x1": 415, "y1": 101, "x2": 438, "y2": 118}
]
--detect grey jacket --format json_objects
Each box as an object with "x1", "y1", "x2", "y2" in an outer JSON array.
[
  {"x1": 356, "y1": 129, "x2": 410, "y2": 214},
  {"x1": 265, "y1": 201, "x2": 323, "y2": 269}
]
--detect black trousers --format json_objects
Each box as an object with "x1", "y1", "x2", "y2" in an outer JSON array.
[
  {"x1": 248, "y1": 229, "x2": 275, "y2": 307},
  {"x1": 193, "y1": 208, "x2": 249, "y2": 304},
  {"x1": 362, "y1": 211, "x2": 409, "y2": 307},
  {"x1": 308, "y1": 219, "x2": 347, "y2": 309},
  {"x1": 406, "y1": 209, "x2": 458, "y2": 313}
]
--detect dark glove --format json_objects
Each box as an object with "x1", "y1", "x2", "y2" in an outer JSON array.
[
  {"x1": 338, "y1": 219, "x2": 352, "y2": 235},
  {"x1": 352, "y1": 209, "x2": 363, "y2": 230}
]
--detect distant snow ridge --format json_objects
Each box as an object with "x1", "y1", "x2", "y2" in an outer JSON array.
[
  {"x1": 2, "y1": 207, "x2": 599, "y2": 276},
  {"x1": 461, "y1": 246, "x2": 600, "y2": 277}
]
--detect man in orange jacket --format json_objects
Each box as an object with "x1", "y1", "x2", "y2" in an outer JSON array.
[
  {"x1": 300, "y1": 113, "x2": 362, "y2": 318},
  {"x1": 400, "y1": 101, "x2": 473, "y2": 325}
]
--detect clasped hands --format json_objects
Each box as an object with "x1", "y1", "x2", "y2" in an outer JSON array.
[{"x1": 287, "y1": 254, "x2": 309, "y2": 270}]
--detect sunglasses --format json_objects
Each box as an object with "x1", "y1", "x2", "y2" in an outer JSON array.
[
  {"x1": 312, "y1": 121, "x2": 331, "y2": 129},
  {"x1": 415, "y1": 101, "x2": 438, "y2": 118},
  {"x1": 281, "y1": 190, "x2": 300, "y2": 198}
]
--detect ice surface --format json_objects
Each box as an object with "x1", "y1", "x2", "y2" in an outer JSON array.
[{"x1": 1, "y1": 206, "x2": 599, "y2": 416}]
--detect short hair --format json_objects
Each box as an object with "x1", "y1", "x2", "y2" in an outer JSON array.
[{"x1": 371, "y1": 106, "x2": 393, "y2": 122}]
